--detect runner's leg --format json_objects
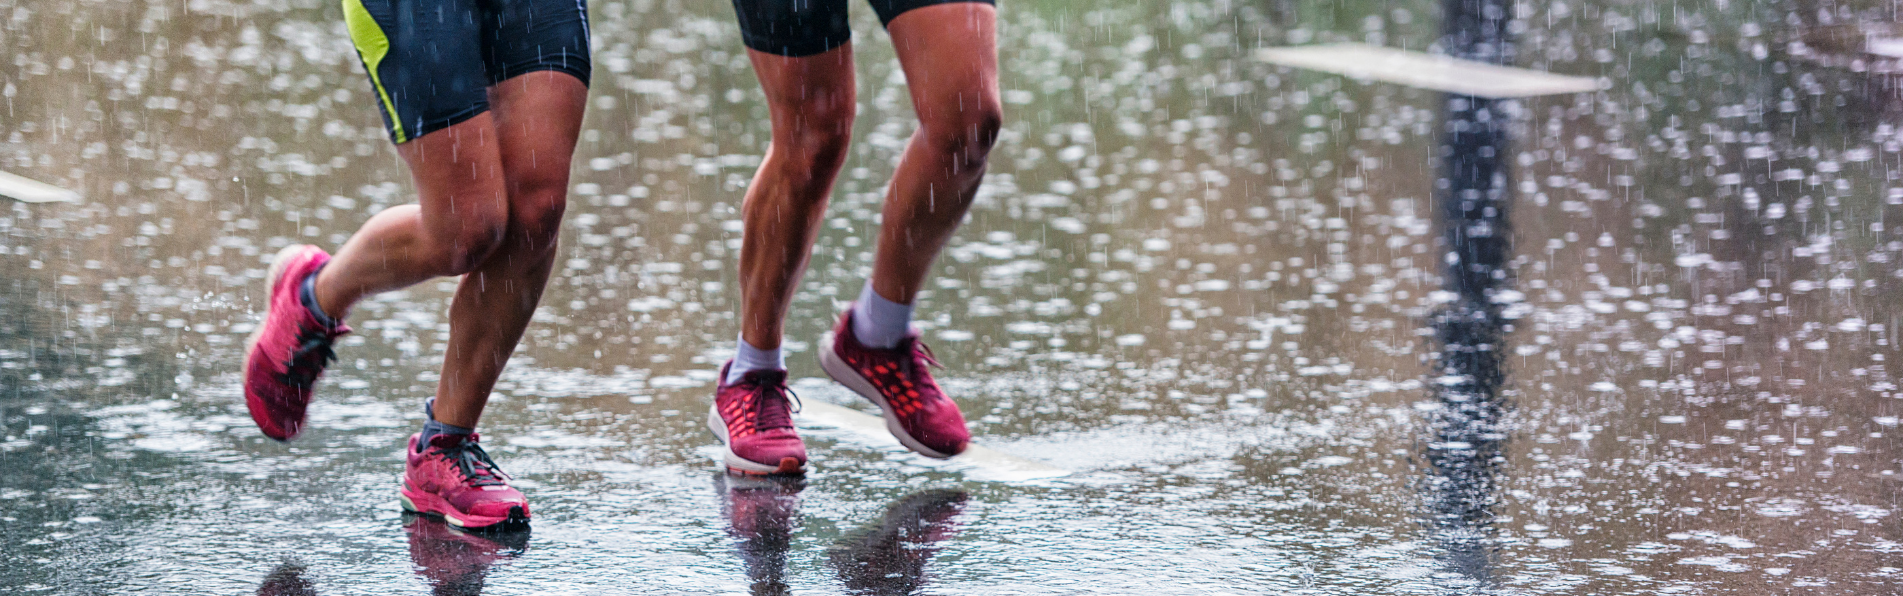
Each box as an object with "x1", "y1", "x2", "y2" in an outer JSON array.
[
  {"x1": 814, "y1": 1, "x2": 996, "y2": 459},
  {"x1": 310, "y1": 120, "x2": 511, "y2": 319},
  {"x1": 865, "y1": 2, "x2": 1000, "y2": 310},
  {"x1": 429, "y1": 71, "x2": 587, "y2": 427},
  {"x1": 708, "y1": 0, "x2": 853, "y2": 475},
  {"x1": 736, "y1": 45, "x2": 857, "y2": 356},
  {"x1": 394, "y1": 0, "x2": 591, "y2": 528}
]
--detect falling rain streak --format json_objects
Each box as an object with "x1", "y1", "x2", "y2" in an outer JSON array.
[{"x1": 0, "y1": 0, "x2": 1901, "y2": 593}]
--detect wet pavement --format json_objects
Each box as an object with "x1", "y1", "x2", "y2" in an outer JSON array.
[{"x1": 4, "y1": 0, "x2": 1903, "y2": 593}]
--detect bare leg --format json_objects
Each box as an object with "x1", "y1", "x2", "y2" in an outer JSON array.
[
  {"x1": 311, "y1": 117, "x2": 511, "y2": 317},
  {"x1": 309, "y1": 73, "x2": 586, "y2": 429},
  {"x1": 737, "y1": 45, "x2": 858, "y2": 350},
  {"x1": 429, "y1": 72, "x2": 588, "y2": 427},
  {"x1": 868, "y1": 3, "x2": 1002, "y2": 304}
]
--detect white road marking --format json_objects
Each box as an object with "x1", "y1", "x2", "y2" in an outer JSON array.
[
  {"x1": 0, "y1": 171, "x2": 79, "y2": 203},
  {"x1": 797, "y1": 400, "x2": 1070, "y2": 483},
  {"x1": 1255, "y1": 43, "x2": 1601, "y2": 98},
  {"x1": 1868, "y1": 37, "x2": 1903, "y2": 58}
]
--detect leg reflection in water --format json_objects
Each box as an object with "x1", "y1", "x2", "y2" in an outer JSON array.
[
  {"x1": 1423, "y1": 0, "x2": 1516, "y2": 582},
  {"x1": 402, "y1": 513, "x2": 530, "y2": 596},
  {"x1": 828, "y1": 489, "x2": 969, "y2": 596},
  {"x1": 255, "y1": 560, "x2": 318, "y2": 596},
  {"x1": 1421, "y1": 0, "x2": 1518, "y2": 583},
  {"x1": 716, "y1": 473, "x2": 806, "y2": 596}
]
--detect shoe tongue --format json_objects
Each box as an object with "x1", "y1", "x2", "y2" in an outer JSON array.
[{"x1": 742, "y1": 368, "x2": 788, "y2": 385}]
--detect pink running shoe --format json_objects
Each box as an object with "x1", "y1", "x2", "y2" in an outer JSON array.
[
  {"x1": 401, "y1": 433, "x2": 530, "y2": 530},
  {"x1": 243, "y1": 244, "x2": 350, "y2": 441},
  {"x1": 819, "y1": 311, "x2": 970, "y2": 458},
  {"x1": 708, "y1": 362, "x2": 807, "y2": 475}
]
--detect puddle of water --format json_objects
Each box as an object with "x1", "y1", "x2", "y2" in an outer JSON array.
[{"x1": 2, "y1": 0, "x2": 1902, "y2": 593}]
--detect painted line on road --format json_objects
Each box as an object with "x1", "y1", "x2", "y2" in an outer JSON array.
[
  {"x1": 0, "y1": 171, "x2": 79, "y2": 203},
  {"x1": 1868, "y1": 37, "x2": 1903, "y2": 58},
  {"x1": 1255, "y1": 43, "x2": 1601, "y2": 98},
  {"x1": 797, "y1": 400, "x2": 1070, "y2": 483}
]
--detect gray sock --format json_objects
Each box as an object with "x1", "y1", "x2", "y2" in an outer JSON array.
[
  {"x1": 418, "y1": 399, "x2": 473, "y2": 451},
  {"x1": 851, "y1": 280, "x2": 914, "y2": 349},
  {"x1": 726, "y1": 334, "x2": 785, "y2": 385}
]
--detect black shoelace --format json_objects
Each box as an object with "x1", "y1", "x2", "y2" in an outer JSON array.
[
  {"x1": 280, "y1": 325, "x2": 340, "y2": 388},
  {"x1": 886, "y1": 337, "x2": 944, "y2": 384},
  {"x1": 436, "y1": 439, "x2": 510, "y2": 487},
  {"x1": 751, "y1": 379, "x2": 802, "y2": 431}
]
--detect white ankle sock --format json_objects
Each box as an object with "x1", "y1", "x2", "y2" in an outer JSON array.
[
  {"x1": 727, "y1": 334, "x2": 784, "y2": 385},
  {"x1": 851, "y1": 280, "x2": 914, "y2": 349}
]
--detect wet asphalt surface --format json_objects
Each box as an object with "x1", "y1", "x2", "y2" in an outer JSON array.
[{"x1": 4, "y1": 0, "x2": 1903, "y2": 593}]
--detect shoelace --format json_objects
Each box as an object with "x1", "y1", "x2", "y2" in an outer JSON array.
[
  {"x1": 281, "y1": 325, "x2": 341, "y2": 388},
  {"x1": 751, "y1": 378, "x2": 802, "y2": 431},
  {"x1": 907, "y1": 339, "x2": 943, "y2": 371},
  {"x1": 887, "y1": 337, "x2": 944, "y2": 381},
  {"x1": 435, "y1": 439, "x2": 510, "y2": 487}
]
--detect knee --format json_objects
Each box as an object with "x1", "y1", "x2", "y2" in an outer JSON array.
[
  {"x1": 509, "y1": 188, "x2": 568, "y2": 258},
  {"x1": 920, "y1": 98, "x2": 1003, "y2": 164},
  {"x1": 436, "y1": 215, "x2": 508, "y2": 276},
  {"x1": 775, "y1": 104, "x2": 855, "y2": 176}
]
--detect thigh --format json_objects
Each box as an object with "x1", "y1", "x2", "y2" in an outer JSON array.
[
  {"x1": 732, "y1": 0, "x2": 852, "y2": 57},
  {"x1": 488, "y1": 72, "x2": 588, "y2": 214},
  {"x1": 868, "y1": 0, "x2": 993, "y2": 29},
  {"x1": 343, "y1": 0, "x2": 491, "y2": 144},
  {"x1": 885, "y1": 3, "x2": 997, "y2": 119},
  {"x1": 480, "y1": 0, "x2": 593, "y2": 88}
]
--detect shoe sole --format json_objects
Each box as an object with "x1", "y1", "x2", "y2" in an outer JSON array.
[
  {"x1": 243, "y1": 244, "x2": 313, "y2": 442},
  {"x1": 704, "y1": 404, "x2": 805, "y2": 476},
  {"x1": 818, "y1": 332, "x2": 960, "y2": 459},
  {"x1": 399, "y1": 484, "x2": 529, "y2": 531}
]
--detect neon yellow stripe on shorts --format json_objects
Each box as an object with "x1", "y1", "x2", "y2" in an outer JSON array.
[{"x1": 342, "y1": 0, "x2": 406, "y2": 143}]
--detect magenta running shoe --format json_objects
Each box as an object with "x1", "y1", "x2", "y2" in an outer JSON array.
[
  {"x1": 708, "y1": 362, "x2": 807, "y2": 475},
  {"x1": 401, "y1": 433, "x2": 530, "y2": 530},
  {"x1": 819, "y1": 311, "x2": 970, "y2": 458},
  {"x1": 243, "y1": 244, "x2": 349, "y2": 441}
]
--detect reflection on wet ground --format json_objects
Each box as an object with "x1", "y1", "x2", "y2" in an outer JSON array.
[
  {"x1": 828, "y1": 489, "x2": 968, "y2": 596},
  {"x1": 403, "y1": 515, "x2": 531, "y2": 596},
  {"x1": 4, "y1": 0, "x2": 1903, "y2": 593},
  {"x1": 1421, "y1": 0, "x2": 1516, "y2": 587},
  {"x1": 256, "y1": 561, "x2": 319, "y2": 596},
  {"x1": 719, "y1": 474, "x2": 802, "y2": 596}
]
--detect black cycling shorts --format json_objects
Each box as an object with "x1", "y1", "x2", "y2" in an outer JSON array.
[
  {"x1": 732, "y1": 0, "x2": 995, "y2": 57},
  {"x1": 342, "y1": 0, "x2": 592, "y2": 144}
]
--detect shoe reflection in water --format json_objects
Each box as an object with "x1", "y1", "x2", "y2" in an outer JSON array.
[
  {"x1": 828, "y1": 489, "x2": 969, "y2": 596},
  {"x1": 403, "y1": 513, "x2": 530, "y2": 596},
  {"x1": 717, "y1": 473, "x2": 806, "y2": 596},
  {"x1": 256, "y1": 561, "x2": 318, "y2": 596}
]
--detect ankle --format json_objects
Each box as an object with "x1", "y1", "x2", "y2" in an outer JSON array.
[
  {"x1": 850, "y1": 280, "x2": 913, "y2": 349},
  {"x1": 728, "y1": 334, "x2": 785, "y2": 384},
  {"x1": 300, "y1": 267, "x2": 344, "y2": 328},
  {"x1": 419, "y1": 399, "x2": 474, "y2": 450}
]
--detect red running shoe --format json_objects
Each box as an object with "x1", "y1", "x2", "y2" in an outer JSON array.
[
  {"x1": 243, "y1": 244, "x2": 350, "y2": 441},
  {"x1": 400, "y1": 433, "x2": 531, "y2": 530},
  {"x1": 819, "y1": 311, "x2": 970, "y2": 458},
  {"x1": 708, "y1": 362, "x2": 807, "y2": 475}
]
